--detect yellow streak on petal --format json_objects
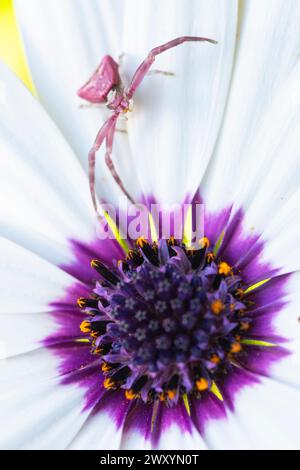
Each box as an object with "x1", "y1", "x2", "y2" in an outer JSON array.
[
  {"x1": 243, "y1": 278, "x2": 271, "y2": 294},
  {"x1": 148, "y1": 212, "x2": 158, "y2": 243},
  {"x1": 0, "y1": 0, "x2": 36, "y2": 94},
  {"x1": 103, "y1": 211, "x2": 129, "y2": 254},
  {"x1": 182, "y1": 205, "x2": 192, "y2": 247},
  {"x1": 74, "y1": 338, "x2": 90, "y2": 343},
  {"x1": 210, "y1": 381, "x2": 224, "y2": 402},
  {"x1": 240, "y1": 339, "x2": 276, "y2": 347},
  {"x1": 182, "y1": 393, "x2": 191, "y2": 416},
  {"x1": 213, "y1": 230, "x2": 225, "y2": 256},
  {"x1": 151, "y1": 400, "x2": 160, "y2": 433}
]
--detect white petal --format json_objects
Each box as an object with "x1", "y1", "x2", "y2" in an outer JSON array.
[
  {"x1": 68, "y1": 412, "x2": 123, "y2": 450},
  {"x1": 122, "y1": 0, "x2": 237, "y2": 204},
  {"x1": 205, "y1": 376, "x2": 300, "y2": 449},
  {"x1": 203, "y1": 411, "x2": 253, "y2": 450},
  {"x1": 0, "y1": 61, "x2": 97, "y2": 264},
  {"x1": 259, "y1": 191, "x2": 300, "y2": 274},
  {"x1": 204, "y1": 0, "x2": 300, "y2": 211},
  {"x1": 0, "y1": 348, "x2": 58, "y2": 395},
  {"x1": 271, "y1": 272, "x2": 300, "y2": 349},
  {"x1": 234, "y1": 61, "x2": 300, "y2": 232},
  {"x1": 157, "y1": 426, "x2": 208, "y2": 451},
  {"x1": 0, "y1": 376, "x2": 89, "y2": 449},
  {"x1": 14, "y1": 0, "x2": 142, "y2": 202},
  {"x1": 0, "y1": 336, "x2": 89, "y2": 450},
  {"x1": 202, "y1": 61, "x2": 300, "y2": 277},
  {"x1": 120, "y1": 429, "x2": 152, "y2": 450},
  {"x1": 0, "y1": 236, "x2": 80, "y2": 359},
  {"x1": 0, "y1": 236, "x2": 74, "y2": 315}
]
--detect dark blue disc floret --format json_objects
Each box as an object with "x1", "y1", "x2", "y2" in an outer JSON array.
[{"x1": 78, "y1": 238, "x2": 252, "y2": 405}]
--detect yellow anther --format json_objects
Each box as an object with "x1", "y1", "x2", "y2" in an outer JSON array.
[
  {"x1": 210, "y1": 354, "x2": 221, "y2": 364},
  {"x1": 125, "y1": 389, "x2": 136, "y2": 400},
  {"x1": 199, "y1": 237, "x2": 210, "y2": 249},
  {"x1": 196, "y1": 378, "x2": 209, "y2": 392},
  {"x1": 80, "y1": 320, "x2": 91, "y2": 333},
  {"x1": 231, "y1": 342, "x2": 242, "y2": 354},
  {"x1": 206, "y1": 252, "x2": 215, "y2": 262},
  {"x1": 218, "y1": 261, "x2": 232, "y2": 276},
  {"x1": 77, "y1": 297, "x2": 86, "y2": 309},
  {"x1": 136, "y1": 237, "x2": 147, "y2": 248},
  {"x1": 240, "y1": 321, "x2": 250, "y2": 331},
  {"x1": 167, "y1": 390, "x2": 176, "y2": 400},
  {"x1": 211, "y1": 299, "x2": 224, "y2": 315},
  {"x1": 101, "y1": 362, "x2": 111, "y2": 372},
  {"x1": 158, "y1": 392, "x2": 165, "y2": 402},
  {"x1": 168, "y1": 236, "x2": 176, "y2": 246},
  {"x1": 126, "y1": 249, "x2": 135, "y2": 260},
  {"x1": 103, "y1": 378, "x2": 114, "y2": 390},
  {"x1": 90, "y1": 259, "x2": 100, "y2": 269},
  {"x1": 236, "y1": 288, "x2": 244, "y2": 298}
]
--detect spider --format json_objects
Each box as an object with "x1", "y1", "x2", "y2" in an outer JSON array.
[{"x1": 78, "y1": 36, "x2": 217, "y2": 212}]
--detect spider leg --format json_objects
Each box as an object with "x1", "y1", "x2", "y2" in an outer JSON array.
[
  {"x1": 126, "y1": 36, "x2": 217, "y2": 99},
  {"x1": 105, "y1": 119, "x2": 135, "y2": 204},
  {"x1": 88, "y1": 113, "x2": 118, "y2": 213}
]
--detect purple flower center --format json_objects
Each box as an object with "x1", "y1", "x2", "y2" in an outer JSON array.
[{"x1": 77, "y1": 236, "x2": 255, "y2": 406}]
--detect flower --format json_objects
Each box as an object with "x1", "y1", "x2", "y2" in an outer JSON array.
[{"x1": 0, "y1": 0, "x2": 300, "y2": 450}]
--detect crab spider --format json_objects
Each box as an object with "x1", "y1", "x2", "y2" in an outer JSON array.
[{"x1": 78, "y1": 36, "x2": 217, "y2": 213}]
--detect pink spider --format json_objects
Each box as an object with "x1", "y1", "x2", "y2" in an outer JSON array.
[{"x1": 78, "y1": 36, "x2": 217, "y2": 212}]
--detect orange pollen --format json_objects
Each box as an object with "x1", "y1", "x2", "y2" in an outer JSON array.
[
  {"x1": 103, "y1": 378, "x2": 114, "y2": 390},
  {"x1": 90, "y1": 259, "x2": 99, "y2": 269},
  {"x1": 125, "y1": 390, "x2": 136, "y2": 400},
  {"x1": 211, "y1": 299, "x2": 224, "y2": 315},
  {"x1": 77, "y1": 297, "x2": 86, "y2": 309},
  {"x1": 218, "y1": 261, "x2": 232, "y2": 276},
  {"x1": 168, "y1": 236, "x2": 175, "y2": 246},
  {"x1": 236, "y1": 288, "x2": 244, "y2": 298},
  {"x1": 126, "y1": 250, "x2": 135, "y2": 260},
  {"x1": 210, "y1": 354, "x2": 221, "y2": 364},
  {"x1": 231, "y1": 342, "x2": 242, "y2": 353},
  {"x1": 136, "y1": 237, "x2": 147, "y2": 248},
  {"x1": 159, "y1": 392, "x2": 165, "y2": 402},
  {"x1": 199, "y1": 237, "x2": 210, "y2": 249},
  {"x1": 80, "y1": 320, "x2": 91, "y2": 333},
  {"x1": 167, "y1": 390, "x2": 176, "y2": 400},
  {"x1": 240, "y1": 321, "x2": 250, "y2": 331},
  {"x1": 101, "y1": 362, "x2": 111, "y2": 372},
  {"x1": 196, "y1": 378, "x2": 209, "y2": 391},
  {"x1": 207, "y1": 252, "x2": 215, "y2": 262}
]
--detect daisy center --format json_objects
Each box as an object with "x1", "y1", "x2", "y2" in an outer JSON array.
[{"x1": 77, "y1": 237, "x2": 251, "y2": 406}]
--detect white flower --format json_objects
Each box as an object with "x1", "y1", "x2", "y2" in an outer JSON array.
[{"x1": 0, "y1": 0, "x2": 300, "y2": 449}]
